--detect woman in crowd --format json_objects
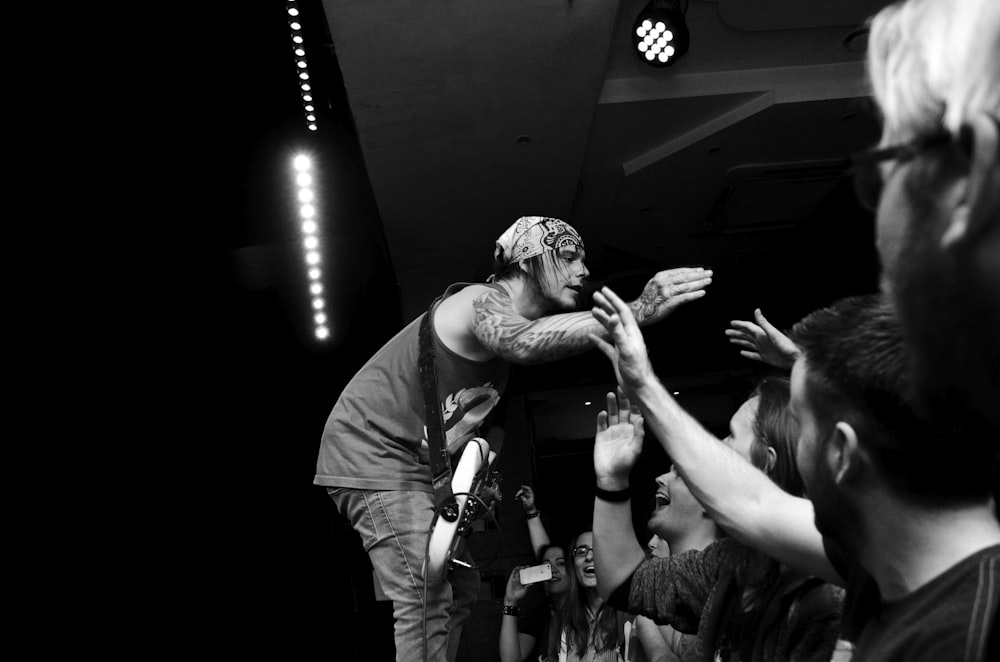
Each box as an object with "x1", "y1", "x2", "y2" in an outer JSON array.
[{"x1": 592, "y1": 382, "x2": 843, "y2": 662}]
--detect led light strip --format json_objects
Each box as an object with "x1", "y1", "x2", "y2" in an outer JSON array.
[
  {"x1": 293, "y1": 154, "x2": 329, "y2": 339},
  {"x1": 287, "y1": 2, "x2": 318, "y2": 131}
]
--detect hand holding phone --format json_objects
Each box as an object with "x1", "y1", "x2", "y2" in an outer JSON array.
[{"x1": 518, "y1": 562, "x2": 553, "y2": 585}]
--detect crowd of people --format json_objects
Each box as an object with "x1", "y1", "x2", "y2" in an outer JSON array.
[{"x1": 316, "y1": 0, "x2": 998, "y2": 660}]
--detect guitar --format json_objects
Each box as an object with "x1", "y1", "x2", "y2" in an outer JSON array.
[{"x1": 423, "y1": 436, "x2": 499, "y2": 583}]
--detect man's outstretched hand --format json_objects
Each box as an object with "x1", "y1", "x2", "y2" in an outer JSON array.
[{"x1": 632, "y1": 267, "x2": 713, "y2": 326}]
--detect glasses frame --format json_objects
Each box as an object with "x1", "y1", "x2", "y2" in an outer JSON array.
[
  {"x1": 848, "y1": 129, "x2": 952, "y2": 211},
  {"x1": 571, "y1": 544, "x2": 593, "y2": 558}
]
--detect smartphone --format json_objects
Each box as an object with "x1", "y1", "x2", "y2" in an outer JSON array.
[{"x1": 519, "y1": 562, "x2": 553, "y2": 585}]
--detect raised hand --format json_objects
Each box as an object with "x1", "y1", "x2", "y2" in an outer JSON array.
[
  {"x1": 589, "y1": 286, "x2": 655, "y2": 394},
  {"x1": 513, "y1": 485, "x2": 538, "y2": 515},
  {"x1": 726, "y1": 308, "x2": 800, "y2": 370},
  {"x1": 631, "y1": 267, "x2": 713, "y2": 326},
  {"x1": 503, "y1": 566, "x2": 531, "y2": 606},
  {"x1": 593, "y1": 390, "x2": 645, "y2": 489}
]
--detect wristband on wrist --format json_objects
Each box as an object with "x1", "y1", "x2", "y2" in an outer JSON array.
[
  {"x1": 595, "y1": 485, "x2": 630, "y2": 502},
  {"x1": 503, "y1": 604, "x2": 520, "y2": 617},
  {"x1": 525, "y1": 510, "x2": 540, "y2": 519}
]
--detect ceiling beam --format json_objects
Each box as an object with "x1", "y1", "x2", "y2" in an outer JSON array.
[
  {"x1": 622, "y1": 92, "x2": 773, "y2": 175},
  {"x1": 599, "y1": 61, "x2": 869, "y2": 105}
]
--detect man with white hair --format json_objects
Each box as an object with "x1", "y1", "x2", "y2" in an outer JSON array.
[
  {"x1": 315, "y1": 215, "x2": 712, "y2": 662},
  {"x1": 864, "y1": 0, "x2": 1000, "y2": 431}
]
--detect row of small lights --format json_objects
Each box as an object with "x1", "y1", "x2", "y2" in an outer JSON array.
[
  {"x1": 287, "y1": 2, "x2": 318, "y2": 131},
  {"x1": 293, "y1": 155, "x2": 329, "y2": 339}
]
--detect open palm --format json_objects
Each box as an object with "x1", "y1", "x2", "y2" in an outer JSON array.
[{"x1": 593, "y1": 391, "x2": 644, "y2": 485}]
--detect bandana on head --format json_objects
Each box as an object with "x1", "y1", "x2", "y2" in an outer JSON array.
[{"x1": 493, "y1": 216, "x2": 584, "y2": 266}]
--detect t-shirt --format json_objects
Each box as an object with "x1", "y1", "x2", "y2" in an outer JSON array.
[
  {"x1": 314, "y1": 283, "x2": 510, "y2": 491},
  {"x1": 607, "y1": 538, "x2": 843, "y2": 662},
  {"x1": 825, "y1": 538, "x2": 999, "y2": 661}
]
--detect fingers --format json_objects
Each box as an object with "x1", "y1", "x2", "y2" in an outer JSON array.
[
  {"x1": 729, "y1": 337, "x2": 758, "y2": 351},
  {"x1": 596, "y1": 409, "x2": 608, "y2": 431},
  {"x1": 728, "y1": 320, "x2": 762, "y2": 334},
  {"x1": 672, "y1": 276, "x2": 713, "y2": 294},
  {"x1": 595, "y1": 287, "x2": 630, "y2": 317},
  {"x1": 754, "y1": 308, "x2": 773, "y2": 329},
  {"x1": 658, "y1": 267, "x2": 713, "y2": 282},
  {"x1": 740, "y1": 350, "x2": 764, "y2": 362},
  {"x1": 605, "y1": 391, "x2": 620, "y2": 424},
  {"x1": 594, "y1": 287, "x2": 639, "y2": 335}
]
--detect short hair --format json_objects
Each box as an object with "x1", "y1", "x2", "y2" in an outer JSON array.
[
  {"x1": 790, "y1": 294, "x2": 994, "y2": 504},
  {"x1": 867, "y1": 0, "x2": 1000, "y2": 145},
  {"x1": 748, "y1": 375, "x2": 805, "y2": 498}
]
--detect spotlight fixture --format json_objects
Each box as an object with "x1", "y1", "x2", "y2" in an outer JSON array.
[{"x1": 632, "y1": 0, "x2": 689, "y2": 68}]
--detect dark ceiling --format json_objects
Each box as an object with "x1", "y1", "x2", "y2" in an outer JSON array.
[{"x1": 221, "y1": 0, "x2": 888, "y2": 416}]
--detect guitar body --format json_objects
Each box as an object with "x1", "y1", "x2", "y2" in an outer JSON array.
[{"x1": 424, "y1": 437, "x2": 496, "y2": 583}]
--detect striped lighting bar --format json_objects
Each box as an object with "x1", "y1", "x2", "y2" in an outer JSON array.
[
  {"x1": 287, "y1": 2, "x2": 318, "y2": 131},
  {"x1": 293, "y1": 154, "x2": 329, "y2": 340}
]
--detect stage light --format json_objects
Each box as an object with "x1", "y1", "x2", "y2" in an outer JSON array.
[{"x1": 632, "y1": 0, "x2": 689, "y2": 68}]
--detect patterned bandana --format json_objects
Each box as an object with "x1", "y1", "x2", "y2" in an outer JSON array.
[{"x1": 493, "y1": 216, "x2": 584, "y2": 266}]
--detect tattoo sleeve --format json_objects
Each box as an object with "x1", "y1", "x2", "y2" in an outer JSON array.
[{"x1": 472, "y1": 289, "x2": 608, "y2": 365}]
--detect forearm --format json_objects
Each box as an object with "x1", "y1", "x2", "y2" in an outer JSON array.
[
  {"x1": 635, "y1": 618, "x2": 680, "y2": 662},
  {"x1": 526, "y1": 517, "x2": 551, "y2": 558},
  {"x1": 499, "y1": 616, "x2": 533, "y2": 662},
  {"x1": 593, "y1": 487, "x2": 646, "y2": 599},
  {"x1": 476, "y1": 309, "x2": 609, "y2": 364}
]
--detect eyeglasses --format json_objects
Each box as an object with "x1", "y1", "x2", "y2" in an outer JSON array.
[
  {"x1": 847, "y1": 130, "x2": 951, "y2": 211},
  {"x1": 571, "y1": 545, "x2": 593, "y2": 558}
]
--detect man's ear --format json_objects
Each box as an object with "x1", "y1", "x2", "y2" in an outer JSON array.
[
  {"x1": 942, "y1": 112, "x2": 1000, "y2": 248},
  {"x1": 764, "y1": 445, "x2": 778, "y2": 475},
  {"x1": 829, "y1": 421, "x2": 863, "y2": 484}
]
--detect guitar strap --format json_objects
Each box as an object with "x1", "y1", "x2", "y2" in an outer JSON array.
[{"x1": 417, "y1": 296, "x2": 455, "y2": 506}]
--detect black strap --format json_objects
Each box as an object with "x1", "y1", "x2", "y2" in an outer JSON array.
[{"x1": 418, "y1": 298, "x2": 454, "y2": 503}]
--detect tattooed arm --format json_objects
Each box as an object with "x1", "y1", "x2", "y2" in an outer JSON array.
[{"x1": 471, "y1": 267, "x2": 713, "y2": 365}]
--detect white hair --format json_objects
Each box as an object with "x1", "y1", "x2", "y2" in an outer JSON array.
[{"x1": 867, "y1": 0, "x2": 1000, "y2": 144}]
